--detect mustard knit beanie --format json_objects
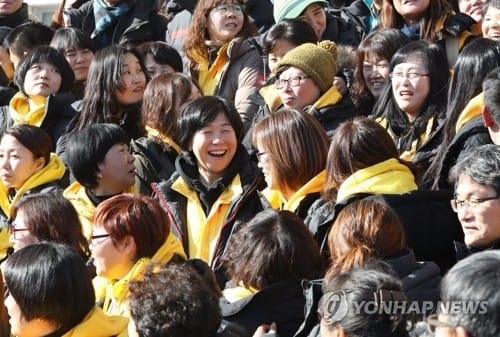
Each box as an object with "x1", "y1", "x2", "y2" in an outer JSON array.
[
  {"x1": 276, "y1": 40, "x2": 338, "y2": 93},
  {"x1": 273, "y1": 0, "x2": 329, "y2": 23}
]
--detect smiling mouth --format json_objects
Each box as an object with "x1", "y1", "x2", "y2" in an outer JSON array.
[
  {"x1": 208, "y1": 150, "x2": 227, "y2": 157},
  {"x1": 399, "y1": 90, "x2": 414, "y2": 96}
]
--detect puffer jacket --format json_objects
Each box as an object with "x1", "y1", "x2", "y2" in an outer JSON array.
[{"x1": 67, "y1": 0, "x2": 168, "y2": 49}]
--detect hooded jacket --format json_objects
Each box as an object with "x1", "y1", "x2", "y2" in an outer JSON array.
[
  {"x1": 62, "y1": 307, "x2": 128, "y2": 337},
  {"x1": 67, "y1": 0, "x2": 169, "y2": 49},
  {"x1": 263, "y1": 170, "x2": 326, "y2": 220},
  {"x1": 99, "y1": 232, "x2": 187, "y2": 316},
  {"x1": 152, "y1": 147, "x2": 266, "y2": 279}
]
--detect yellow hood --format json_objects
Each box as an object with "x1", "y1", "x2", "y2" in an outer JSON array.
[
  {"x1": 102, "y1": 232, "x2": 187, "y2": 315},
  {"x1": 259, "y1": 83, "x2": 283, "y2": 113},
  {"x1": 0, "y1": 153, "x2": 65, "y2": 216},
  {"x1": 9, "y1": 92, "x2": 47, "y2": 127},
  {"x1": 62, "y1": 307, "x2": 128, "y2": 337},
  {"x1": 309, "y1": 86, "x2": 342, "y2": 112},
  {"x1": 63, "y1": 182, "x2": 95, "y2": 239},
  {"x1": 145, "y1": 126, "x2": 182, "y2": 154},
  {"x1": 455, "y1": 93, "x2": 483, "y2": 133},
  {"x1": 337, "y1": 158, "x2": 417, "y2": 202},
  {"x1": 264, "y1": 170, "x2": 326, "y2": 212}
]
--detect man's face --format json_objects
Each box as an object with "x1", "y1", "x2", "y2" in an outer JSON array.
[
  {"x1": 0, "y1": 0, "x2": 23, "y2": 15},
  {"x1": 455, "y1": 173, "x2": 500, "y2": 248}
]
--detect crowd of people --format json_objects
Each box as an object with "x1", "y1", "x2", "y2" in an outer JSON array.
[{"x1": 0, "y1": 0, "x2": 499, "y2": 336}]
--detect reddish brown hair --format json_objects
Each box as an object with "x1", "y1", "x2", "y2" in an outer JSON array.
[
  {"x1": 93, "y1": 194, "x2": 170, "y2": 260},
  {"x1": 325, "y1": 199, "x2": 407, "y2": 282}
]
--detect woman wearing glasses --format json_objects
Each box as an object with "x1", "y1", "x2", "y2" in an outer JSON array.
[
  {"x1": 183, "y1": 0, "x2": 264, "y2": 132},
  {"x1": 89, "y1": 194, "x2": 186, "y2": 316},
  {"x1": 0, "y1": 125, "x2": 65, "y2": 261},
  {"x1": 251, "y1": 109, "x2": 329, "y2": 220},
  {"x1": 271, "y1": 41, "x2": 357, "y2": 137},
  {"x1": 372, "y1": 40, "x2": 449, "y2": 181},
  {"x1": 8, "y1": 193, "x2": 89, "y2": 262}
]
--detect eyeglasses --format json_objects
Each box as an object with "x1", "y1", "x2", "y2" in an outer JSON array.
[
  {"x1": 212, "y1": 4, "x2": 245, "y2": 14},
  {"x1": 450, "y1": 195, "x2": 499, "y2": 212},
  {"x1": 89, "y1": 233, "x2": 111, "y2": 246},
  {"x1": 389, "y1": 72, "x2": 429, "y2": 82},
  {"x1": 7, "y1": 221, "x2": 29, "y2": 239},
  {"x1": 426, "y1": 314, "x2": 456, "y2": 333},
  {"x1": 275, "y1": 75, "x2": 311, "y2": 89}
]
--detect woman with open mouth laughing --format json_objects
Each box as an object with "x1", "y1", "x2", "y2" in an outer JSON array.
[
  {"x1": 152, "y1": 96, "x2": 266, "y2": 287},
  {"x1": 183, "y1": 0, "x2": 264, "y2": 133},
  {"x1": 372, "y1": 40, "x2": 449, "y2": 183}
]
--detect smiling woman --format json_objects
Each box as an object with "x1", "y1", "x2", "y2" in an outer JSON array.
[
  {"x1": 183, "y1": 0, "x2": 263, "y2": 132},
  {"x1": 152, "y1": 96, "x2": 266, "y2": 286}
]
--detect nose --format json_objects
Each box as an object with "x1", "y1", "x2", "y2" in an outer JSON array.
[{"x1": 457, "y1": 203, "x2": 474, "y2": 222}]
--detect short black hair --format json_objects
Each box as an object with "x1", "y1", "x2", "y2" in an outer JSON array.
[
  {"x1": 483, "y1": 67, "x2": 500, "y2": 125},
  {"x1": 50, "y1": 27, "x2": 96, "y2": 55},
  {"x1": 65, "y1": 123, "x2": 129, "y2": 189},
  {"x1": 176, "y1": 96, "x2": 244, "y2": 149},
  {"x1": 141, "y1": 41, "x2": 183, "y2": 73},
  {"x1": 4, "y1": 21, "x2": 54, "y2": 58},
  {"x1": 129, "y1": 260, "x2": 221, "y2": 337},
  {"x1": 3, "y1": 243, "x2": 95, "y2": 333},
  {"x1": 14, "y1": 45, "x2": 74, "y2": 96},
  {"x1": 3, "y1": 124, "x2": 52, "y2": 166},
  {"x1": 441, "y1": 250, "x2": 500, "y2": 337}
]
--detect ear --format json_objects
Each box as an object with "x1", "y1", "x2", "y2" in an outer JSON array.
[
  {"x1": 455, "y1": 326, "x2": 470, "y2": 337},
  {"x1": 482, "y1": 106, "x2": 494, "y2": 128},
  {"x1": 118, "y1": 235, "x2": 137, "y2": 257},
  {"x1": 34, "y1": 156, "x2": 46, "y2": 171}
]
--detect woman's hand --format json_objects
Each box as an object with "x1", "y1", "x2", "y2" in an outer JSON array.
[{"x1": 253, "y1": 322, "x2": 278, "y2": 337}]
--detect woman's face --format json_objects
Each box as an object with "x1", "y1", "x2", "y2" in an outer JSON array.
[
  {"x1": 459, "y1": 0, "x2": 487, "y2": 23},
  {"x1": 144, "y1": 53, "x2": 176, "y2": 80},
  {"x1": 176, "y1": 83, "x2": 203, "y2": 114},
  {"x1": 23, "y1": 61, "x2": 62, "y2": 98},
  {"x1": 276, "y1": 66, "x2": 321, "y2": 110},
  {"x1": 90, "y1": 225, "x2": 136, "y2": 280},
  {"x1": 362, "y1": 52, "x2": 391, "y2": 98},
  {"x1": 299, "y1": 3, "x2": 327, "y2": 39},
  {"x1": 393, "y1": 0, "x2": 430, "y2": 23},
  {"x1": 115, "y1": 52, "x2": 147, "y2": 106},
  {"x1": 207, "y1": 1, "x2": 244, "y2": 42},
  {"x1": 482, "y1": 5, "x2": 500, "y2": 41},
  {"x1": 4, "y1": 293, "x2": 56, "y2": 337},
  {"x1": 256, "y1": 143, "x2": 275, "y2": 189},
  {"x1": 391, "y1": 55, "x2": 430, "y2": 120},
  {"x1": 268, "y1": 39, "x2": 297, "y2": 75},
  {"x1": 97, "y1": 143, "x2": 136, "y2": 195},
  {"x1": 0, "y1": 135, "x2": 45, "y2": 190},
  {"x1": 64, "y1": 48, "x2": 94, "y2": 82},
  {"x1": 9, "y1": 209, "x2": 36, "y2": 251},
  {"x1": 190, "y1": 112, "x2": 238, "y2": 186}
]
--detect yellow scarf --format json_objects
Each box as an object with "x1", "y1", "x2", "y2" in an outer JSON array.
[
  {"x1": 0, "y1": 153, "x2": 65, "y2": 216},
  {"x1": 102, "y1": 232, "x2": 187, "y2": 316},
  {"x1": 337, "y1": 158, "x2": 417, "y2": 202},
  {"x1": 172, "y1": 174, "x2": 243, "y2": 263},
  {"x1": 309, "y1": 86, "x2": 342, "y2": 112},
  {"x1": 259, "y1": 83, "x2": 282, "y2": 113},
  {"x1": 62, "y1": 307, "x2": 128, "y2": 337},
  {"x1": 223, "y1": 282, "x2": 258, "y2": 303},
  {"x1": 455, "y1": 93, "x2": 483, "y2": 133},
  {"x1": 196, "y1": 44, "x2": 229, "y2": 95},
  {"x1": 9, "y1": 92, "x2": 47, "y2": 127},
  {"x1": 264, "y1": 170, "x2": 326, "y2": 213},
  {"x1": 145, "y1": 126, "x2": 182, "y2": 154}
]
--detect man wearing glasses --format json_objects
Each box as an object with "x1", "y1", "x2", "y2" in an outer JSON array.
[
  {"x1": 449, "y1": 144, "x2": 500, "y2": 260},
  {"x1": 427, "y1": 250, "x2": 500, "y2": 337}
]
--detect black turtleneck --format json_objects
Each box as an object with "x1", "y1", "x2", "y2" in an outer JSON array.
[{"x1": 0, "y1": 3, "x2": 30, "y2": 28}]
